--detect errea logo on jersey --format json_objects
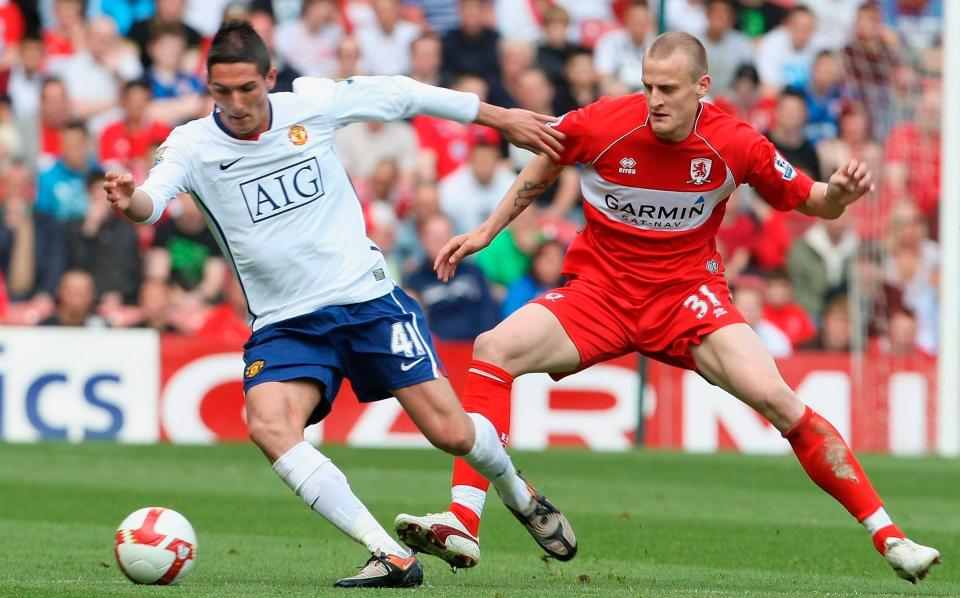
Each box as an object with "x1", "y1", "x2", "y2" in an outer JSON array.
[
  {"x1": 240, "y1": 157, "x2": 325, "y2": 223},
  {"x1": 619, "y1": 157, "x2": 636, "y2": 174}
]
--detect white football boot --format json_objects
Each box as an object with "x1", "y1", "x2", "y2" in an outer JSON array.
[
  {"x1": 884, "y1": 537, "x2": 941, "y2": 583},
  {"x1": 394, "y1": 511, "x2": 481, "y2": 569}
]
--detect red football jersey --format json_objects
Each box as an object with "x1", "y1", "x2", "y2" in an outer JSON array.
[{"x1": 552, "y1": 94, "x2": 815, "y2": 292}]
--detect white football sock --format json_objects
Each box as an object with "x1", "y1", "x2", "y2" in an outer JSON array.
[
  {"x1": 273, "y1": 441, "x2": 408, "y2": 557},
  {"x1": 451, "y1": 484, "x2": 487, "y2": 521},
  {"x1": 862, "y1": 506, "x2": 894, "y2": 535},
  {"x1": 462, "y1": 413, "x2": 535, "y2": 516}
]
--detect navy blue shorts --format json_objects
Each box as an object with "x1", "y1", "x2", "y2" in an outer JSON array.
[{"x1": 242, "y1": 288, "x2": 443, "y2": 424}]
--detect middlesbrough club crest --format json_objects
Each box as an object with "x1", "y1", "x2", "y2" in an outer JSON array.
[{"x1": 688, "y1": 158, "x2": 712, "y2": 185}]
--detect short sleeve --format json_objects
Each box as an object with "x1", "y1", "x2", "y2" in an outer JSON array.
[
  {"x1": 739, "y1": 125, "x2": 815, "y2": 212},
  {"x1": 550, "y1": 107, "x2": 594, "y2": 166},
  {"x1": 138, "y1": 130, "x2": 193, "y2": 224}
]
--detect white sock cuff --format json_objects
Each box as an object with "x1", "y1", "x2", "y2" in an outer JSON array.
[
  {"x1": 862, "y1": 507, "x2": 894, "y2": 534},
  {"x1": 451, "y1": 485, "x2": 487, "y2": 518},
  {"x1": 466, "y1": 413, "x2": 497, "y2": 458},
  {"x1": 272, "y1": 441, "x2": 331, "y2": 493}
]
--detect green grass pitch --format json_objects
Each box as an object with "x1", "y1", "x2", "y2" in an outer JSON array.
[{"x1": 1, "y1": 443, "x2": 956, "y2": 597}]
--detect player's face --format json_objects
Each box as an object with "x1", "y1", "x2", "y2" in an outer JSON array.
[
  {"x1": 209, "y1": 62, "x2": 278, "y2": 138},
  {"x1": 642, "y1": 54, "x2": 710, "y2": 142}
]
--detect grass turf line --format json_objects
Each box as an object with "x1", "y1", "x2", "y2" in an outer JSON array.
[{"x1": 0, "y1": 443, "x2": 956, "y2": 597}]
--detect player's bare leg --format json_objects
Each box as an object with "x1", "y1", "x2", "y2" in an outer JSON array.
[
  {"x1": 396, "y1": 305, "x2": 580, "y2": 567},
  {"x1": 691, "y1": 323, "x2": 941, "y2": 583},
  {"x1": 245, "y1": 381, "x2": 422, "y2": 588}
]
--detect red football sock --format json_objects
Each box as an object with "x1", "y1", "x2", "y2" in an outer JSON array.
[
  {"x1": 784, "y1": 406, "x2": 903, "y2": 553},
  {"x1": 449, "y1": 360, "x2": 513, "y2": 535}
]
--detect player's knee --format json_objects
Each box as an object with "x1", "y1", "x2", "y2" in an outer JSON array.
[
  {"x1": 754, "y1": 385, "x2": 803, "y2": 431},
  {"x1": 246, "y1": 413, "x2": 291, "y2": 455},
  {"x1": 472, "y1": 330, "x2": 513, "y2": 368},
  {"x1": 420, "y1": 417, "x2": 473, "y2": 456}
]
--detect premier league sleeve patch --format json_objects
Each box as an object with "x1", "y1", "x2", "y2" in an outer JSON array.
[{"x1": 773, "y1": 152, "x2": 797, "y2": 181}]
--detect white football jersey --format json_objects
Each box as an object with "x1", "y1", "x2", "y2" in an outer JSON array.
[{"x1": 139, "y1": 76, "x2": 479, "y2": 330}]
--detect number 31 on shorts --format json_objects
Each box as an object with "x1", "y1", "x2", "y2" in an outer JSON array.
[
  {"x1": 391, "y1": 322, "x2": 427, "y2": 357},
  {"x1": 682, "y1": 285, "x2": 728, "y2": 320}
]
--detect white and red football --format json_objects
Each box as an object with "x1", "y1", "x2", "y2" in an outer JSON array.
[{"x1": 114, "y1": 507, "x2": 198, "y2": 585}]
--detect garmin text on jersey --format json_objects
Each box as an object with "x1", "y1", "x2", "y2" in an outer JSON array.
[
  {"x1": 219, "y1": 157, "x2": 244, "y2": 170},
  {"x1": 240, "y1": 157, "x2": 326, "y2": 223}
]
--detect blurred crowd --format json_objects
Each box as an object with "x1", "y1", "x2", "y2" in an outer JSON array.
[{"x1": 0, "y1": 0, "x2": 944, "y2": 356}]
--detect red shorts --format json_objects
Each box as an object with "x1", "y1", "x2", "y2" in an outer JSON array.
[{"x1": 531, "y1": 274, "x2": 746, "y2": 378}]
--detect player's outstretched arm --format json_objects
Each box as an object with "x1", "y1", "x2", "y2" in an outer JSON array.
[
  {"x1": 435, "y1": 153, "x2": 563, "y2": 281},
  {"x1": 797, "y1": 159, "x2": 875, "y2": 220},
  {"x1": 103, "y1": 172, "x2": 157, "y2": 223},
  {"x1": 474, "y1": 103, "x2": 566, "y2": 161}
]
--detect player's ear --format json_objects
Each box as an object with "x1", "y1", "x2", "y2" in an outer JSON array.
[
  {"x1": 696, "y1": 74, "x2": 711, "y2": 100},
  {"x1": 265, "y1": 67, "x2": 278, "y2": 91}
]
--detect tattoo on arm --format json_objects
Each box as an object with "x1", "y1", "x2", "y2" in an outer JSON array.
[{"x1": 510, "y1": 180, "x2": 550, "y2": 219}]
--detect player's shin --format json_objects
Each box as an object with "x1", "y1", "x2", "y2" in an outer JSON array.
[
  {"x1": 449, "y1": 360, "x2": 514, "y2": 534},
  {"x1": 273, "y1": 441, "x2": 409, "y2": 557},
  {"x1": 783, "y1": 406, "x2": 904, "y2": 553},
  {"x1": 460, "y1": 413, "x2": 535, "y2": 517}
]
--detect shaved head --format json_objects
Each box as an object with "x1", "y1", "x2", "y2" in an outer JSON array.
[{"x1": 645, "y1": 31, "x2": 708, "y2": 81}]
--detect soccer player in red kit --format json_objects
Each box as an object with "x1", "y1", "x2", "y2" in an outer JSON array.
[{"x1": 395, "y1": 32, "x2": 941, "y2": 583}]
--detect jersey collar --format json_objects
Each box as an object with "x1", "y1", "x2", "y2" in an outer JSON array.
[{"x1": 212, "y1": 100, "x2": 273, "y2": 141}]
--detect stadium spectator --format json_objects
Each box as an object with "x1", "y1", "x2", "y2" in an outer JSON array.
[
  {"x1": 39, "y1": 269, "x2": 107, "y2": 327},
  {"x1": 474, "y1": 199, "x2": 540, "y2": 287},
  {"x1": 843, "y1": 2, "x2": 900, "y2": 140},
  {"x1": 195, "y1": 274, "x2": 249, "y2": 344},
  {"x1": 37, "y1": 120, "x2": 97, "y2": 222},
  {"x1": 489, "y1": 37, "x2": 535, "y2": 108},
  {"x1": 732, "y1": 277, "x2": 792, "y2": 358},
  {"x1": 883, "y1": 200, "x2": 938, "y2": 353},
  {"x1": 505, "y1": 67, "x2": 552, "y2": 164},
  {"x1": 700, "y1": 0, "x2": 754, "y2": 99},
  {"x1": 493, "y1": 0, "x2": 545, "y2": 42},
  {"x1": 404, "y1": 0, "x2": 460, "y2": 34},
  {"x1": 713, "y1": 64, "x2": 776, "y2": 133},
  {"x1": 876, "y1": 306, "x2": 926, "y2": 356},
  {"x1": 37, "y1": 77, "x2": 71, "y2": 170},
  {"x1": 501, "y1": 239, "x2": 564, "y2": 317},
  {"x1": 535, "y1": 5, "x2": 579, "y2": 88},
  {"x1": 0, "y1": 0, "x2": 23, "y2": 75},
  {"x1": 0, "y1": 95, "x2": 23, "y2": 167},
  {"x1": 409, "y1": 33, "x2": 443, "y2": 86},
  {"x1": 766, "y1": 88, "x2": 822, "y2": 181},
  {"x1": 439, "y1": 128, "x2": 514, "y2": 234},
  {"x1": 274, "y1": 0, "x2": 343, "y2": 78},
  {"x1": 881, "y1": 0, "x2": 942, "y2": 53},
  {"x1": 762, "y1": 269, "x2": 816, "y2": 348},
  {"x1": 803, "y1": 50, "x2": 844, "y2": 145},
  {"x1": 883, "y1": 85, "x2": 941, "y2": 233},
  {"x1": 787, "y1": 211, "x2": 859, "y2": 320},
  {"x1": 413, "y1": 74, "x2": 490, "y2": 181},
  {"x1": 247, "y1": 9, "x2": 302, "y2": 93},
  {"x1": 803, "y1": 294, "x2": 853, "y2": 352},
  {"x1": 715, "y1": 187, "x2": 753, "y2": 280},
  {"x1": 592, "y1": 1, "x2": 653, "y2": 91},
  {"x1": 442, "y1": 0, "x2": 501, "y2": 87},
  {"x1": 663, "y1": 0, "x2": 708, "y2": 37},
  {"x1": 756, "y1": 6, "x2": 826, "y2": 93},
  {"x1": 335, "y1": 119, "x2": 419, "y2": 187},
  {"x1": 333, "y1": 35, "x2": 363, "y2": 79},
  {"x1": 63, "y1": 171, "x2": 142, "y2": 305},
  {"x1": 7, "y1": 34, "x2": 44, "y2": 119},
  {"x1": 405, "y1": 212, "x2": 500, "y2": 340},
  {"x1": 551, "y1": 49, "x2": 600, "y2": 116},
  {"x1": 395, "y1": 181, "x2": 440, "y2": 274},
  {"x1": 145, "y1": 193, "x2": 227, "y2": 303},
  {"x1": 0, "y1": 160, "x2": 64, "y2": 306},
  {"x1": 801, "y1": 0, "x2": 863, "y2": 50},
  {"x1": 851, "y1": 242, "x2": 905, "y2": 340},
  {"x1": 43, "y1": 0, "x2": 85, "y2": 61},
  {"x1": 127, "y1": 0, "x2": 202, "y2": 70},
  {"x1": 145, "y1": 25, "x2": 205, "y2": 124},
  {"x1": 732, "y1": 0, "x2": 787, "y2": 39},
  {"x1": 356, "y1": 0, "x2": 422, "y2": 76},
  {"x1": 132, "y1": 278, "x2": 177, "y2": 332},
  {"x1": 99, "y1": 80, "x2": 172, "y2": 179},
  {"x1": 48, "y1": 17, "x2": 143, "y2": 134}
]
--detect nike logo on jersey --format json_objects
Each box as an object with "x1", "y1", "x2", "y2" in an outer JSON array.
[
  {"x1": 400, "y1": 357, "x2": 426, "y2": 371},
  {"x1": 219, "y1": 157, "x2": 244, "y2": 170}
]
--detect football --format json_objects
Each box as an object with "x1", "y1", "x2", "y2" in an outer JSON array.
[{"x1": 114, "y1": 507, "x2": 198, "y2": 585}]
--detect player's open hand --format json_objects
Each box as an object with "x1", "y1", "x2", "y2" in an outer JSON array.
[
  {"x1": 103, "y1": 171, "x2": 136, "y2": 212},
  {"x1": 824, "y1": 159, "x2": 874, "y2": 218},
  {"x1": 434, "y1": 228, "x2": 495, "y2": 282},
  {"x1": 498, "y1": 109, "x2": 566, "y2": 161}
]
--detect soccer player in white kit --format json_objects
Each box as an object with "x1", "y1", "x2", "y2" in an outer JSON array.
[{"x1": 103, "y1": 21, "x2": 576, "y2": 588}]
